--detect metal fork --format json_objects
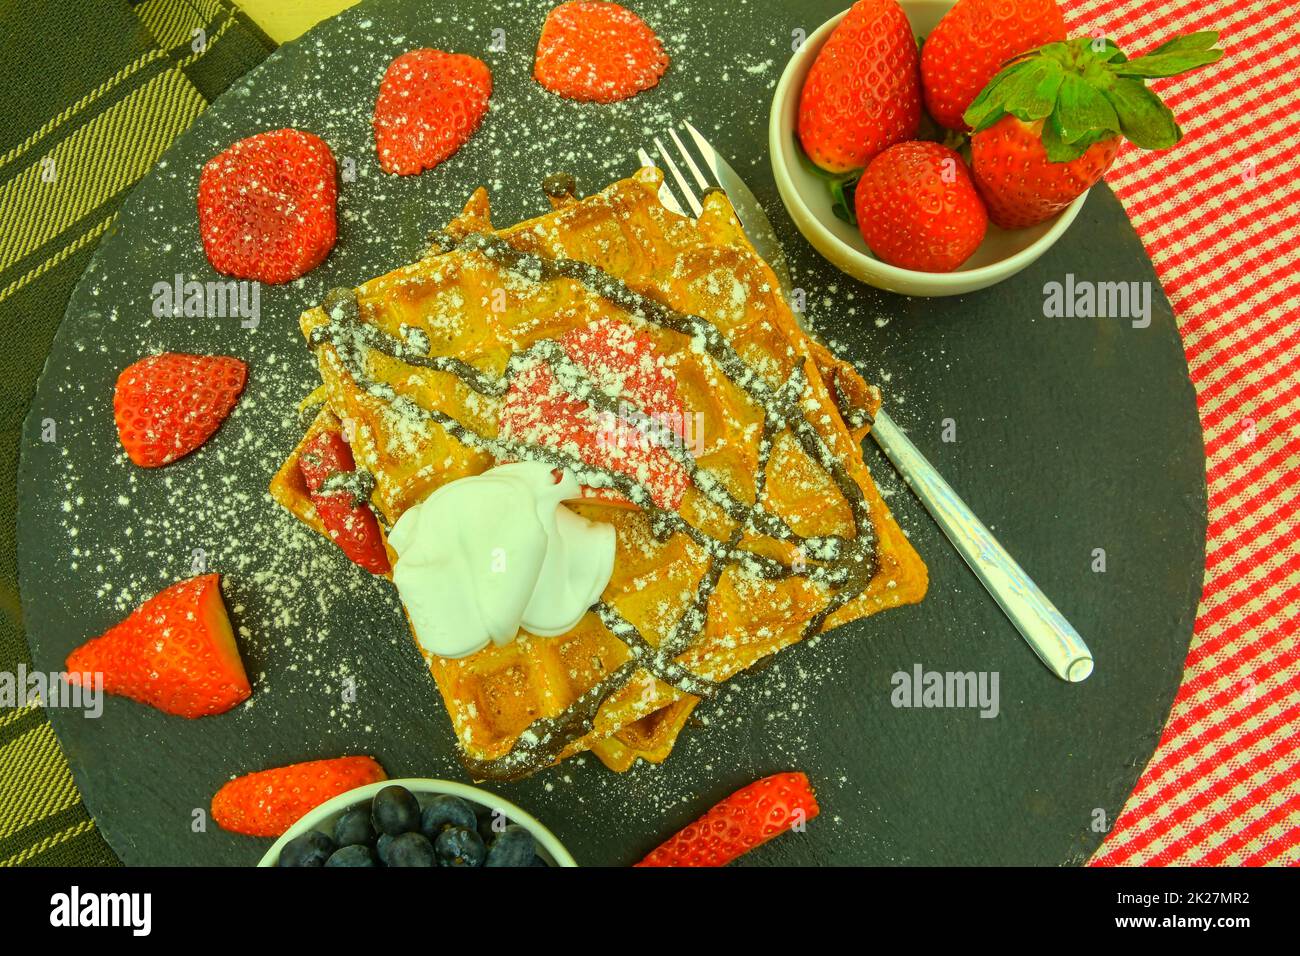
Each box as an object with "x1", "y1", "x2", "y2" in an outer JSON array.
[{"x1": 636, "y1": 122, "x2": 1094, "y2": 683}]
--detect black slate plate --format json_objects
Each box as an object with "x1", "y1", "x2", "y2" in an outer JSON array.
[{"x1": 17, "y1": 0, "x2": 1206, "y2": 866}]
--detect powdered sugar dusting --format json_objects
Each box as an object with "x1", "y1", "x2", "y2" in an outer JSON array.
[{"x1": 20, "y1": 0, "x2": 931, "y2": 864}]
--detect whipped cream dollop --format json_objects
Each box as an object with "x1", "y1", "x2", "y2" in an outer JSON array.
[{"x1": 388, "y1": 461, "x2": 616, "y2": 659}]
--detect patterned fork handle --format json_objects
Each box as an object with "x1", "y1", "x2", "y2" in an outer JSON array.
[{"x1": 870, "y1": 410, "x2": 1095, "y2": 683}]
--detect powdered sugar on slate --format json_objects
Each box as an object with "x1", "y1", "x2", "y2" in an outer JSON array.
[{"x1": 25, "y1": 0, "x2": 929, "y2": 859}]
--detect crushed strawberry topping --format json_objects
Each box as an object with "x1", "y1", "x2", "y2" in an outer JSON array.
[{"x1": 499, "y1": 319, "x2": 692, "y2": 510}]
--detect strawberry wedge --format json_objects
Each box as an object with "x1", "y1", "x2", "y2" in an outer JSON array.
[
  {"x1": 65, "y1": 574, "x2": 251, "y2": 718},
  {"x1": 298, "y1": 429, "x2": 391, "y2": 574}
]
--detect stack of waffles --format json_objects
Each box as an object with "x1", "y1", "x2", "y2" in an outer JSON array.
[{"x1": 270, "y1": 168, "x2": 927, "y2": 779}]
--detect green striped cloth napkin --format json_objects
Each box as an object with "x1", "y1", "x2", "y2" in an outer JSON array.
[{"x1": 0, "y1": 0, "x2": 273, "y2": 867}]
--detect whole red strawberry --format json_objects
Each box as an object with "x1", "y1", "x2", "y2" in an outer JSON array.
[
  {"x1": 65, "y1": 574, "x2": 251, "y2": 719},
  {"x1": 535, "y1": 2, "x2": 669, "y2": 103},
  {"x1": 921, "y1": 0, "x2": 1066, "y2": 131},
  {"x1": 114, "y1": 352, "x2": 247, "y2": 467},
  {"x1": 212, "y1": 756, "x2": 387, "y2": 837},
  {"x1": 971, "y1": 117, "x2": 1119, "y2": 228},
  {"x1": 966, "y1": 33, "x2": 1223, "y2": 228},
  {"x1": 499, "y1": 319, "x2": 690, "y2": 510},
  {"x1": 198, "y1": 128, "x2": 337, "y2": 284},
  {"x1": 855, "y1": 141, "x2": 988, "y2": 272},
  {"x1": 636, "y1": 772, "x2": 819, "y2": 867},
  {"x1": 298, "y1": 429, "x2": 391, "y2": 574},
  {"x1": 797, "y1": 0, "x2": 920, "y2": 173},
  {"x1": 373, "y1": 49, "x2": 492, "y2": 175}
]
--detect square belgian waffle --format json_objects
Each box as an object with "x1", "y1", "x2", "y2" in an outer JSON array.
[{"x1": 270, "y1": 169, "x2": 927, "y2": 780}]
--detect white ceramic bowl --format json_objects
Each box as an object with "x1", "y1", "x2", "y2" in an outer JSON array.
[
  {"x1": 257, "y1": 778, "x2": 578, "y2": 867},
  {"x1": 769, "y1": 0, "x2": 1087, "y2": 297}
]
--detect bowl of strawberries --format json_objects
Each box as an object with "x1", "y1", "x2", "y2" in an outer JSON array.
[{"x1": 770, "y1": 0, "x2": 1221, "y2": 296}]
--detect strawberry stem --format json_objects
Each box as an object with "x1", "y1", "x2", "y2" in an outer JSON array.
[{"x1": 964, "y1": 31, "x2": 1223, "y2": 162}]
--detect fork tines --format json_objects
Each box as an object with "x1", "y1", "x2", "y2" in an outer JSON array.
[{"x1": 638, "y1": 122, "x2": 721, "y2": 219}]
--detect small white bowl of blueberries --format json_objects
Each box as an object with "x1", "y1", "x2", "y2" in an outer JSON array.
[{"x1": 258, "y1": 778, "x2": 578, "y2": 867}]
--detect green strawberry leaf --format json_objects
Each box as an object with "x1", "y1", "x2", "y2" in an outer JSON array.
[
  {"x1": 1113, "y1": 31, "x2": 1223, "y2": 77},
  {"x1": 1036, "y1": 41, "x2": 1073, "y2": 67},
  {"x1": 1101, "y1": 77, "x2": 1183, "y2": 150},
  {"x1": 1088, "y1": 37, "x2": 1127, "y2": 63},
  {"x1": 1068, "y1": 36, "x2": 1127, "y2": 64},
  {"x1": 1055, "y1": 73, "x2": 1120, "y2": 143},
  {"x1": 1041, "y1": 114, "x2": 1119, "y2": 164},
  {"x1": 963, "y1": 88, "x2": 1001, "y2": 132},
  {"x1": 829, "y1": 176, "x2": 860, "y2": 226},
  {"x1": 1042, "y1": 114, "x2": 1085, "y2": 162},
  {"x1": 1001, "y1": 58, "x2": 1065, "y2": 122},
  {"x1": 964, "y1": 59, "x2": 1034, "y2": 130},
  {"x1": 1148, "y1": 31, "x2": 1222, "y2": 56},
  {"x1": 970, "y1": 29, "x2": 1218, "y2": 172}
]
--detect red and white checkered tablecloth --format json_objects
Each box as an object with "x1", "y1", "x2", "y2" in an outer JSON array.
[{"x1": 1057, "y1": 0, "x2": 1299, "y2": 866}]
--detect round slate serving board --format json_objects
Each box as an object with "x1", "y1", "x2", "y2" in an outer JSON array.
[{"x1": 18, "y1": 0, "x2": 1206, "y2": 866}]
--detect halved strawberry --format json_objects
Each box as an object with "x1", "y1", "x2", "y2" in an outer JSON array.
[
  {"x1": 499, "y1": 319, "x2": 690, "y2": 510},
  {"x1": 298, "y1": 430, "x2": 391, "y2": 574},
  {"x1": 211, "y1": 756, "x2": 387, "y2": 837},
  {"x1": 113, "y1": 352, "x2": 247, "y2": 468},
  {"x1": 65, "y1": 574, "x2": 251, "y2": 719},
  {"x1": 636, "y1": 772, "x2": 820, "y2": 866},
  {"x1": 198, "y1": 128, "x2": 337, "y2": 284},
  {"x1": 534, "y1": 2, "x2": 669, "y2": 103},
  {"x1": 373, "y1": 49, "x2": 492, "y2": 175}
]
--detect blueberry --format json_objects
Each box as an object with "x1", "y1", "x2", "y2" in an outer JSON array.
[
  {"x1": 375, "y1": 832, "x2": 397, "y2": 865},
  {"x1": 435, "y1": 826, "x2": 486, "y2": 867},
  {"x1": 476, "y1": 807, "x2": 509, "y2": 844},
  {"x1": 325, "y1": 844, "x2": 377, "y2": 867},
  {"x1": 333, "y1": 807, "x2": 375, "y2": 847},
  {"x1": 530, "y1": 855, "x2": 550, "y2": 867},
  {"x1": 279, "y1": 830, "x2": 334, "y2": 867},
  {"x1": 371, "y1": 785, "x2": 421, "y2": 835},
  {"x1": 386, "y1": 831, "x2": 436, "y2": 867},
  {"x1": 421, "y1": 794, "x2": 478, "y2": 837},
  {"x1": 485, "y1": 824, "x2": 536, "y2": 867}
]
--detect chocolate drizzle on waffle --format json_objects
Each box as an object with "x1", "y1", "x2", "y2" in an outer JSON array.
[{"x1": 308, "y1": 230, "x2": 880, "y2": 780}]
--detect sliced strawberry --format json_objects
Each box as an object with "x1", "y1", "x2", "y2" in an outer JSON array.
[
  {"x1": 534, "y1": 2, "x2": 669, "y2": 103},
  {"x1": 198, "y1": 128, "x2": 337, "y2": 284},
  {"x1": 373, "y1": 49, "x2": 492, "y2": 176},
  {"x1": 299, "y1": 430, "x2": 391, "y2": 574},
  {"x1": 113, "y1": 352, "x2": 247, "y2": 468},
  {"x1": 211, "y1": 756, "x2": 387, "y2": 837},
  {"x1": 636, "y1": 772, "x2": 820, "y2": 867},
  {"x1": 65, "y1": 574, "x2": 251, "y2": 719},
  {"x1": 499, "y1": 319, "x2": 690, "y2": 510}
]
